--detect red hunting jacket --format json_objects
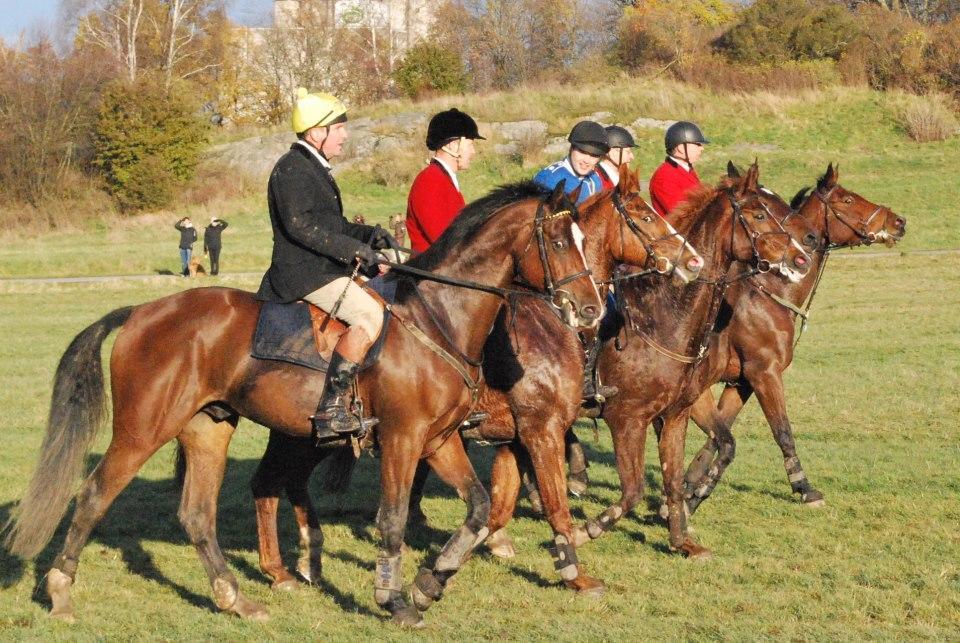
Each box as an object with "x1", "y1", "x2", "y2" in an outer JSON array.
[
  {"x1": 406, "y1": 160, "x2": 465, "y2": 253},
  {"x1": 649, "y1": 157, "x2": 702, "y2": 218}
]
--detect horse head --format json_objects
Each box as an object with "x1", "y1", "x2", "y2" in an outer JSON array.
[
  {"x1": 609, "y1": 164, "x2": 703, "y2": 285},
  {"x1": 726, "y1": 162, "x2": 812, "y2": 283},
  {"x1": 515, "y1": 180, "x2": 603, "y2": 329},
  {"x1": 793, "y1": 163, "x2": 907, "y2": 249}
]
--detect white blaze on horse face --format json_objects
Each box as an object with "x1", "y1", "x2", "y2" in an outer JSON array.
[{"x1": 570, "y1": 221, "x2": 603, "y2": 322}]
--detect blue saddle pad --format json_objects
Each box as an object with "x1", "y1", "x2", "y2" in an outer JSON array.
[{"x1": 251, "y1": 276, "x2": 396, "y2": 372}]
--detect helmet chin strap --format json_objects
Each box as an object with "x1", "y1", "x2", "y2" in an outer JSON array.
[{"x1": 440, "y1": 138, "x2": 464, "y2": 170}]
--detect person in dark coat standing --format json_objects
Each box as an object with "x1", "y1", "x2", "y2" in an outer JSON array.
[
  {"x1": 405, "y1": 108, "x2": 484, "y2": 253},
  {"x1": 256, "y1": 88, "x2": 392, "y2": 441},
  {"x1": 174, "y1": 217, "x2": 197, "y2": 276},
  {"x1": 649, "y1": 120, "x2": 709, "y2": 218},
  {"x1": 203, "y1": 217, "x2": 229, "y2": 275}
]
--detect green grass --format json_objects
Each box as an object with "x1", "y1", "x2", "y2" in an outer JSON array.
[
  {"x1": 0, "y1": 253, "x2": 958, "y2": 639},
  {"x1": 0, "y1": 82, "x2": 956, "y2": 279}
]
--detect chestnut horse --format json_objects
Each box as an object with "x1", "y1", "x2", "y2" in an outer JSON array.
[
  {"x1": 681, "y1": 163, "x2": 907, "y2": 513},
  {"x1": 3, "y1": 181, "x2": 602, "y2": 627},
  {"x1": 246, "y1": 165, "x2": 704, "y2": 598},
  {"x1": 569, "y1": 163, "x2": 812, "y2": 558}
]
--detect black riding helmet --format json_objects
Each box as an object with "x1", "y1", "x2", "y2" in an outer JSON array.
[
  {"x1": 568, "y1": 120, "x2": 610, "y2": 157},
  {"x1": 605, "y1": 125, "x2": 637, "y2": 149},
  {"x1": 426, "y1": 108, "x2": 485, "y2": 151},
  {"x1": 665, "y1": 120, "x2": 709, "y2": 152}
]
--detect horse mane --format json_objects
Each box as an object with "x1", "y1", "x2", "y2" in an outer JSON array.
[
  {"x1": 406, "y1": 180, "x2": 549, "y2": 273},
  {"x1": 791, "y1": 187, "x2": 811, "y2": 211},
  {"x1": 668, "y1": 176, "x2": 736, "y2": 229}
]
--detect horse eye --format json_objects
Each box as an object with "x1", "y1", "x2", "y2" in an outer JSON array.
[
  {"x1": 552, "y1": 239, "x2": 567, "y2": 250},
  {"x1": 642, "y1": 216, "x2": 653, "y2": 223},
  {"x1": 755, "y1": 213, "x2": 766, "y2": 221},
  {"x1": 843, "y1": 196, "x2": 854, "y2": 204}
]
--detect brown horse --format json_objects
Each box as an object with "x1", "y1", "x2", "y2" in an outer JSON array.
[
  {"x1": 569, "y1": 163, "x2": 812, "y2": 558},
  {"x1": 680, "y1": 163, "x2": 907, "y2": 512},
  {"x1": 246, "y1": 165, "x2": 704, "y2": 598},
  {"x1": 3, "y1": 181, "x2": 603, "y2": 627}
]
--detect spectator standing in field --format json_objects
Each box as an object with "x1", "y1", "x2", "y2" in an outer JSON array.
[
  {"x1": 533, "y1": 121, "x2": 609, "y2": 204},
  {"x1": 649, "y1": 120, "x2": 709, "y2": 218},
  {"x1": 203, "y1": 217, "x2": 229, "y2": 276},
  {"x1": 405, "y1": 108, "x2": 485, "y2": 254},
  {"x1": 596, "y1": 125, "x2": 638, "y2": 190},
  {"x1": 174, "y1": 217, "x2": 197, "y2": 277}
]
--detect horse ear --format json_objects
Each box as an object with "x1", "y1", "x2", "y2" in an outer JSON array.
[
  {"x1": 820, "y1": 162, "x2": 838, "y2": 191},
  {"x1": 737, "y1": 161, "x2": 760, "y2": 197},
  {"x1": 726, "y1": 160, "x2": 742, "y2": 178},
  {"x1": 567, "y1": 183, "x2": 583, "y2": 206},
  {"x1": 547, "y1": 180, "x2": 566, "y2": 208}
]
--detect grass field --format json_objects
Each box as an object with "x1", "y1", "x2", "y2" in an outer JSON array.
[
  {"x1": 0, "y1": 80, "x2": 958, "y2": 639},
  {"x1": 0, "y1": 254, "x2": 958, "y2": 640}
]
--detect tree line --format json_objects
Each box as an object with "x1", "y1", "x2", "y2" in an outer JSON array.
[{"x1": 0, "y1": 0, "x2": 958, "y2": 220}]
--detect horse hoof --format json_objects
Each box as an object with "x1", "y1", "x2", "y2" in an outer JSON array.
[
  {"x1": 571, "y1": 526, "x2": 591, "y2": 547},
  {"x1": 680, "y1": 539, "x2": 713, "y2": 560},
  {"x1": 271, "y1": 579, "x2": 299, "y2": 592},
  {"x1": 568, "y1": 478, "x2": 588, "y2": 498},
  {"x1": 391, "y1": 605, "x2": 425, "y2": 628},
  {"x1": 231, "y1": 593, "x2": 270, "y2": 622},
  {"x1": 805, "y1": 498, "x2": 826, "y2": 508},
  {"x1": 567, "y1": 575, "x2": 606, "y2": 598},
  {"x1": 658, "y1": 503, "x2": 669, "y2": 521},
  {"x1": 802, "y1": 490, "x2": 826, "y2": 507},
  {"x1": 296, "y1": 559, "x2": 321, "y2": 584},
  {"x1": 47, "y1": 568, "x2": 75, "y2": 623},
  {"x1": 486, "y1": 529, "x2": 516, "y2": 559}
]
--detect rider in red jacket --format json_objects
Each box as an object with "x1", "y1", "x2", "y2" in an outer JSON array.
[
  {"x1": 406, "y1": 109, "x2": 484, "y2": 253},
  {"x1": 649, "y1": 121, "x2": 709, "y2": 218}
]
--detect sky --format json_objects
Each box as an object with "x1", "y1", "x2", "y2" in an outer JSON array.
[{"x1": 0, "y1": 0, "x2": 275, "y2": 45}]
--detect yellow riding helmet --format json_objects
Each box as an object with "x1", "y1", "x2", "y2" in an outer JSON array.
[{"x1": 291, "y1": 87, "x2": 348, "y2": 134}]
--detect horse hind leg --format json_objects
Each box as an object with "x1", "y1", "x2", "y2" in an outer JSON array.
[
  {"x1": 658, "y1": 410, "x2": 711, "y2": 560},
  {"x1": 178, "y1": 413, "x2": 267, "y2": 621},
  {"x1": 409, "y1": 436, "x2": 490, "y2": 617},
  {"x1": 47, "y1": 437, "x2": 164, "y2": 621},
  {"x1": 485, "y1": 443, "x2": 523, "y2": 559}
]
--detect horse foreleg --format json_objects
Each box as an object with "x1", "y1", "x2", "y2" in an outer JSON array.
[
  {"x1": 251, "y1": 432, "x2": 298, "y2": 590},
  {"x1": 409, "y1": 436, "x2": 490, "y2": 615},
  {"x1": 485, "y1": 443, "x2": 522, "y2": 559},
  {"x1": 749, "y1": 368, "x2": 825, "y2": 507},
  {"x1": 685, "y1": 389, "x2": 722, "y2": 489},
  {"x1": 684, "y1": 388, "x2": 738, "y2": 515},
  {"x1": 179, "y1": 413, "x2": 267, "y2": 621},
  {"x1": 375, "y1": 435, "x2": 422, "y2": 627},
  {"x1": 573, "y1": 409, "x2": 648, "y2": 547},
  {"x1": 523, "y1": 420, "x2": 605, "y2": 596},
  {"x1": 658, "y1": 410, "x2": 711, "y2": 559}
]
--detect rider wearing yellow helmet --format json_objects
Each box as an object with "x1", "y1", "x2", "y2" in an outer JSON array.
[{"x1": 256, "y1": 88, "x2": 392, "y2": 441}]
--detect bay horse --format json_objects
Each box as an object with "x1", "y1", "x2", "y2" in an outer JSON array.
[
  {"x1": 3, "y1": 181, "x2": 603, "y2": 627},
  {"x1": 569, "y1": 162, "x2": 813, "y2": 558},
  {"x1": 247, "y1": 165, "x2": 704, "y2": 598},
  {"x1": 680, "y1": 163, "x2": 907, "y2": 513}
]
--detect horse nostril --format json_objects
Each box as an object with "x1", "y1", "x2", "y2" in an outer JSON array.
[
  {"x1": 804, "y1": 233, "x2": 817, "y2": 248},
  {"x1": 896, "y1": 217, "x2": 906, "y2": 229},
  {"x1": 687, "y1": 256, "x2": 703, "y2": 271},
  {"x1": 795, "y1": 255, "x2": 807, "y2": 268},
  {"x1": 582, "y1": 305, "x2": 600, "y2": 320}
]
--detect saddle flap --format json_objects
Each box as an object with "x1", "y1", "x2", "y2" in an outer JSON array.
[{"x1": 307, "y1": 305, "x2": 347, "y2": 363}]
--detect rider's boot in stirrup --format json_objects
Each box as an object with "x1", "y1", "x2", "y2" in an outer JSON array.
[
  {"x1": 582, "y1": 336, "x2": 618, "y2": 404},
  {"x1": 311, "y1": 352, "x2": 375, "y2": 442}
]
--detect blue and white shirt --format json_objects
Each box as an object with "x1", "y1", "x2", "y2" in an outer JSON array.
[{"x1": 533, "y1": 157, "x2": 604, "y2": 205}]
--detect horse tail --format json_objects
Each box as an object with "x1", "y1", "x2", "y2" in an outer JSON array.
[
  {"x1": 4, "y1": 306, "x2": 136, "y2": 559},
  {"x1": 320, "y1": 447, "x2": 357, "y2": 494}
]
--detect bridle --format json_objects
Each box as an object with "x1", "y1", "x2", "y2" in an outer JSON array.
[
  {"x1": 517, "y1": 199, "x2": 594, "y2": 313},
  {"x1": 726, "y1": 187, "x2": 799, "y2": 275},
  {"x1": 611, "y1": 190, "x2": 690, "y2": 277},
  {"x1": 812, "y1": 184, "x2": 887, "y2": 248}
]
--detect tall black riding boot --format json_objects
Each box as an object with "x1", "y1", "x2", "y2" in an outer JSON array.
[
  {"x1": 311, "y1": 353, "x2": 370, "y2": 443},
  {"x1": 582, "y1": 335, "x2": 618, "y2": 404}
]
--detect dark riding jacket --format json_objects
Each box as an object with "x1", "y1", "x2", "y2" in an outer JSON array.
[{"x1": 256, "y1": 143, "x2": 376, "y2": 303}]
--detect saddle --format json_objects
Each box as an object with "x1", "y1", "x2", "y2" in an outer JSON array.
[{"x1": 251, "y1": 276, "x2": 396, "y2": 372}]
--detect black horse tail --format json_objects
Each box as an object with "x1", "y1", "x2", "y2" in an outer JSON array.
[
  {"x1": 320, "y1": 446, "x2": 357, "y2": 494},
  {"x1": 4, "y1": 306, "x2": 135, "y2": 559}
]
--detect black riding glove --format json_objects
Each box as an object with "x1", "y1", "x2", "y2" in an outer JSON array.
[
  {"x1": 370, "y1": 225, "x2": 398, "y2": 251},
  {"x1": 354, "y1": 244, "x2": 378, "y2": 267}
]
